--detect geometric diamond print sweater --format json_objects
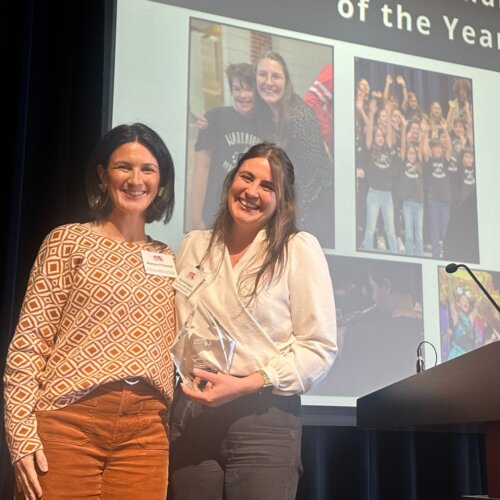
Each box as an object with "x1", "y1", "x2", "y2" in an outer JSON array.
[{"x1": 3, "y1": 223, "x2": 176, "y2": 463}]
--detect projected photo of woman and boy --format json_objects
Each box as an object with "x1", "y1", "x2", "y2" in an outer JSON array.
[{"x1": 184, "y1": 18, "x2": 334, "y2": 248}]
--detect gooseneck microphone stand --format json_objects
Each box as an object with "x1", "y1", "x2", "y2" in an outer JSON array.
[{"x1": 445, "y1": 262, "x2": 500, "y2": 313}]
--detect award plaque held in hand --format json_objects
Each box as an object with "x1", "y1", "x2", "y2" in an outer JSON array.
[{"x1": 169, "y1": 302, "x2": 236, "y2": 390}]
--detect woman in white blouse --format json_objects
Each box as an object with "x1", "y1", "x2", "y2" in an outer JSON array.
[{"x1": 168, "y1": 142, "x2": 337, "y2": 500}]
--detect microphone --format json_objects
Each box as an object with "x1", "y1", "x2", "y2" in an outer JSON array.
[
  {"x1": 415, "y1": 341, "x2": 437, "y2": 373},
  {"x1": 445, "y1": 263, "x2": 500, "y2": 313},
  {"x1": 444, "y1": 263, "x2": 459, "y2": 273},
  {"x1": 416, "y1": 345, "x2": 425, "y2": 373}
]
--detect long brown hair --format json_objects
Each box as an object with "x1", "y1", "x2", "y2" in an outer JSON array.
[
  {"x1": 254, "y1": 51, "x2": 297, "y2": 148},
  {"x1": 405, "y1": 144, "x2": 422, "y2": 176},
  {"x1": 205, "y1": 143, "x2": 298, "y2": 301}
]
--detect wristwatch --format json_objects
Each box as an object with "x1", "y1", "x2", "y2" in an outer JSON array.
[{"x1": 257, "y1": 369, "x2": 273, "y2": 388}]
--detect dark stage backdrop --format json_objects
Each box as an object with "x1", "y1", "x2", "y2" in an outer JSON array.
[
  {"x1": 0, "y1": 1, "x2": 487, "y2": 498},
  {"x1": 1, "y1": 0, "x2": 107, "y2": 495}
]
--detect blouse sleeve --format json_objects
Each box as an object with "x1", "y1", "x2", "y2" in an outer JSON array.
[
  {"x1": 263, "y1": 232, "x2": 338, "y2": 394},
  {"x1": 3, "y1": 229, "x2": 71, "y2": 463}
]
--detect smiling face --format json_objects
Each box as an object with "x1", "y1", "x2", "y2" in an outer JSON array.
[
  {"x1": 228, "y1": 157, "x2": 277, "y2": 235},
  {"x1": 377, "y1": 109, "x2": 388, "y2": 128},
  {"x1": 430, "y1": 101, "x2": 442, "y2": 120},
  {"x1": 256, "y1": 58, "x2": 286, "y2": 111},
  {"x1": 431, "y1": 142, "x2": 444, "y2": 159},
  {"x1": 374, "y1": 127, "x2": 386, "y2": 147},
  {"x1": 391, "y1": 112, "x2": 401, "y2": 130},
  {"x1": 231, "y1": 77, "x2": 255, "y2": 119},
  {"x1": 98, "y1": 142, "x2": 160, "y2": 220},
  {"x1": 463, "y1": 151, "x2": 474, "y2": 168},
  {"x1": 457, "y1": 86, "x2": 468, "y2": 103},
  {"x1": 454, "y1": 120, "x2": 465, "y2": 137},
  {"x1": 457, "y1": 294, "x2": 470, "y2": 314},
  {"x1": 358, "y1": 78, "x2": 370, "y2": 97},
  {"x1": 408, "y1": 93, "x2": 418, "y2": 110},
  {"x1": 408, "y1": 121, "x2": 421, "y2": 142}
]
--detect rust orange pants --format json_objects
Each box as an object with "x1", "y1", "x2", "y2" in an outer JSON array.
[{"x1": 32, "y1": 380, "x2": 169, "y2": 499}]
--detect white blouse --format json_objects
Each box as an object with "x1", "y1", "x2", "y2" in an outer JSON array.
[{"x1": 175, "y1": 229, "x2": 337, "y2": 395}]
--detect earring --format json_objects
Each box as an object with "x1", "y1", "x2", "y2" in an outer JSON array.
[
  {"x1": 157, "y1": 186, "x2": 165, "y2": 197},
  {"x1": 98, "y1": 183, "x2": 107, "y2": 193},
  {"x1": 96, "y1": 190, "x2": 109, "y2": 209}
]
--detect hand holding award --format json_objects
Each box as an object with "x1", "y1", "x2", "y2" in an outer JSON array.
[{"x1": 169, "y1": 302, "x2": 236, "y2": 390}]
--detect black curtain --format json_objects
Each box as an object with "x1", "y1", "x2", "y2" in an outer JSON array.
[
  {"x1": 0, "y1": 1, "x2": 487, "y2": 499},
  {"x1": 1, "y1": 1, "x2": 108, "y2": 496},
  {"x1": 297, "y1": 426, "x2": 486, "y2": 500}
]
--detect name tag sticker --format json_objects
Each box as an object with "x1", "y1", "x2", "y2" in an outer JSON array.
[
  {"x1": 173, "y1": 266, "x2": 205, "y2": 297},
  {"x1": 141, "y1": 250, "x2": 177, "y2": 278}
]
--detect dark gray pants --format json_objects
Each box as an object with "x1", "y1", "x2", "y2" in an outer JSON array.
[{"x1": 168, "y1": 386, "x2": 302, "y2": 500}]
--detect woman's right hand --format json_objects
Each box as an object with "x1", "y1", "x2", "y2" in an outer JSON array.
[
  {"x1": 14, "y1": 450, "x2": 48, "y2": 500},
  {"x1": 196, "y1": 114, "x2": 208, "y2": 131},
  {"x1": 181, "y1": 369, "x2": 264, "y2": 407}
]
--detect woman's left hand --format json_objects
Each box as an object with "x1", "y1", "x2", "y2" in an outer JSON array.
[{"x1": 181, "y1": 368, "x2": 264, "y2": 407}]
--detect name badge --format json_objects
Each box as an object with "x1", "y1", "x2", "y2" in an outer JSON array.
[
  {"x1": 173, "y1": 266, "x2": 205, "y2": 297},
  {"x1": 141, "y1": 250, "x2": 177, "y2": 278}
]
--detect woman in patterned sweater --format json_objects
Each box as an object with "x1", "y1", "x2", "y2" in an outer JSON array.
[{"x1": 4, "y1": 123, "x2": 176, "y2": 499}]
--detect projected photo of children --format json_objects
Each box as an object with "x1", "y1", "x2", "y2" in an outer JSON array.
[
  {"x1": 355, "y1": 58, "x2": 478, "y2": 262},
  {"x1": 438, "y1": 266, "x2": 500, "y2": 362},
  {"x1": 308, "y1": 255, "x2": 424, "y2": 398},
  {"x1": 184, "y1": 18, "x2": 334, "y2": 248}
]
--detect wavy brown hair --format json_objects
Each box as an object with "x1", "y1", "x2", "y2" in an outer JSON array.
[
  {"x1": 86, "y1": 123, "x2": 175, "y2": 224},
  {"x1": 254, "y1": 50, "x2": 299, "y2": 148},
  {"x1": 205, "y1": 142, "x2": 298, "y2": 301}
]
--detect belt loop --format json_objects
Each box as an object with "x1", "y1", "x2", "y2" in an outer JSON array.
[{"x1": 119, "y1": 380, "x2": 130, "y2": 415}]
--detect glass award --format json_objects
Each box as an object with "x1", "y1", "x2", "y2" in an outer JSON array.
[{"x1": 169, "y1": 302, "x2": 236, "y2": 390}]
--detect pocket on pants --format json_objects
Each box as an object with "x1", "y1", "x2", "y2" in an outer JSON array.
[
  {"x1": 136, "y1": 404, "x2": 169, "y2": 451},
  {"x1": 36, "y1": 399, "x2": 97, "y2": 445}
]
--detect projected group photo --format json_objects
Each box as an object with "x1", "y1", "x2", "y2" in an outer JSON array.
[{"x1": 355, "y1": 58, "x2": 478, "y2": 262}]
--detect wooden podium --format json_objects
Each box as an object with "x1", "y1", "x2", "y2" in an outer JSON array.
[{"x1": 357, "y1": 341, "x2": 500, "y2": 499}]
